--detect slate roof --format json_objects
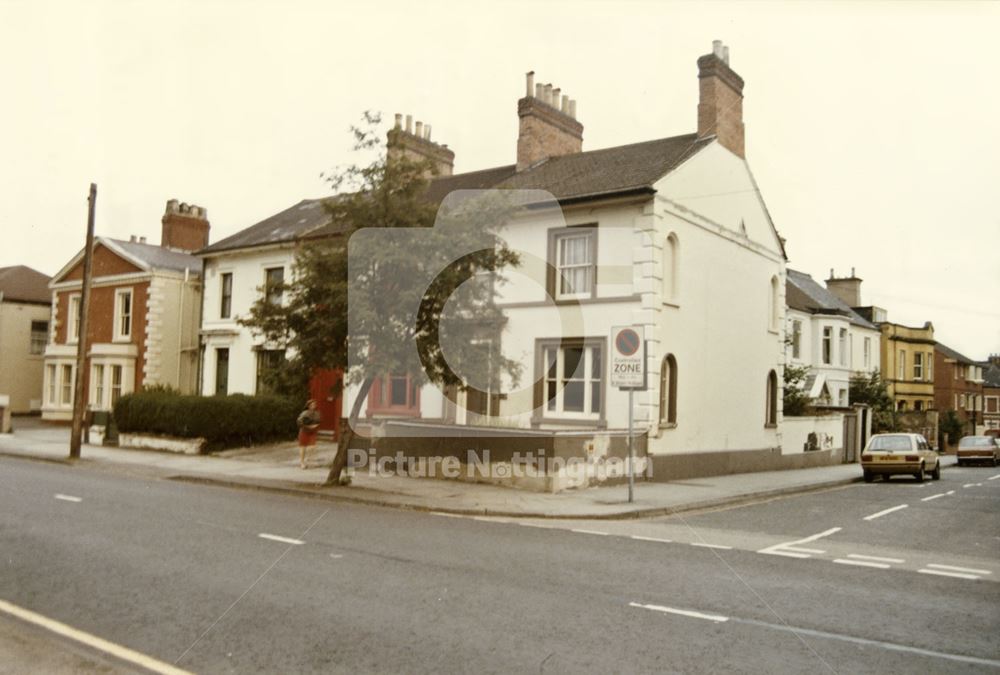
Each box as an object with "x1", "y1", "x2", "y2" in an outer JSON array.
[
  {"x1": 785, "y1": 269, "x2": 877, "y2": 330},
  {"x1": 105, "y1": 238, "x2": 202, "y2": 276},
  {"x1": 983, "y1": 362, "x2": 1000, "y2": 388},
  {"x1": 0, "y1": 265, "x2": 51, "y2": 304},
  {"x1": 199, "y1": 133, "x2": 715, "y2": 255},
  {"x1": 935, "y1": 341, "x2": 977, "y2": 365}
]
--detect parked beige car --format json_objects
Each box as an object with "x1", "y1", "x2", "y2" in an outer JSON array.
[
  {"x1": 861, "y1": 433, "x2": 941, "y2": 483},
  {"x1": 956, "y1": 435, "x2": 1000, "y2": 467}
]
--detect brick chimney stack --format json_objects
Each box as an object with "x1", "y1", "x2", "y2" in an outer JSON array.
[
  {"x1": 516, "y1": 71, "x2": 583, "y2": 171},
  {"x1": 161, "y1": 199, "x2": 210, "y2": 252},
  {"x1": 697, "y1": 40, "x2": 745, "y2": 158},
  {"x1": 386, "y1": 114, "x2": 455, "y2": 177},
  {"x1": 825, "y1": 267, "x2": 864, "y2": 307}
]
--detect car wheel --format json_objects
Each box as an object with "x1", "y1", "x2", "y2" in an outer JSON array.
[
  {"x1": 882, "y1": 474, "x2": 891, "y2": 482},
  {"x1": 931, "y1": 460, "x2": 941, "y2": 480},
  {"x1": 992, "y1": 455, "x2": 998, "y2": 467},
  {"x1": 863, "y1": 470, "x2": 874, "y2": 483},
  {"x1": 914, "y1": 463, "x2": 925, "y2": 482}
]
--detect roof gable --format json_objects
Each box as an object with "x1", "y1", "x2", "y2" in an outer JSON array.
[{"x1": 53, "y1": 237, "x2": 200, "y2": 284}]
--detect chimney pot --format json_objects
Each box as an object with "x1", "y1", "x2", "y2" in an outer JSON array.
[
  {"x1": 405, "y1": 114, "x2": 412, "y2": 133},
  {"x1": 713, "y1": 39, "x2": 723, "y2": 58},
  {"x1": 569, "y1": 99, "x2": 577, "y2": 119},
  {"x1": 561, "y1": 95, "x2": 569, "y2": 113},
  {"x1": 535, "y1": 83, "x2": 544, "y2": 98},
  {"x1": 130, "y1": 234, "x2": 137, "y2": 242},
  {"x1": 526, "y1": 71, "x2": 535, "y2": 97},
  {"x1": 544, "y1": 83, "x2": 553, "y2": 106},
  {"x1": 723, "y1": 45, "x2": 730, "y2": 64},
  {"x1": 415, "y1": 120, "x2": 423, "y2": 137},
  {"x1": 139, "y1": 236, "x2": 146, "y2": 244},
  {"x1": 552, "y1": 87, "x2": 561, "y2": 107},
  {"x1": 424, "y1": 124, "x2": 432, "y2": 141},
  {"x1": 165, "y1": 199, "x2": 179, "y2": 214},
  {"x1": 394, "y1": 113, "x2": 402, "y2": 129},
  {"x1": 851, "y1": 266, "x2": 856, "y2": 277},
  {"x1": 830, "y1": 268, "x2": 835, "y2": 278}
]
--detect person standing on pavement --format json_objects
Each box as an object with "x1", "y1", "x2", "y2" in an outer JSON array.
[{"x1": 297, "y1": 399, "x2": 321, "y2": 469}]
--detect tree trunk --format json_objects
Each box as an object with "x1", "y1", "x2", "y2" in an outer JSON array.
[{"x1": 325, "y1": 375, "x2": 375, "y2": 486}]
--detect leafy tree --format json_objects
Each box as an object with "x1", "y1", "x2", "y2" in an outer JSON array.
[
  {"x1": 241, "y1": 112, "x2": 521, "y2": 485},
  {"x1": 849, "y1": 371, "x2": 896, "y2": 433},
  {"x1": 782, "y1": 363, "x2": 812, "y2": 416},
  {"x1": 938, "y1": 409, "x2": 963, "y2": 448}
]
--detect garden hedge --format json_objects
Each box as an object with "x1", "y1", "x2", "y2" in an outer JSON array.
[{"x1": 113, "y1": 391, "x2": 300, "y2": 451}]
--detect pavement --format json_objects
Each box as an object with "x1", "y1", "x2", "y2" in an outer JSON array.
[{"x1": 0, "y1": 416, "x2": 882, "y2": 519}]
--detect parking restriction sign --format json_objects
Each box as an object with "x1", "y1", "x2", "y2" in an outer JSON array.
[{"x1": 610, "y1": 326, "x2": 646, "y2": 390}]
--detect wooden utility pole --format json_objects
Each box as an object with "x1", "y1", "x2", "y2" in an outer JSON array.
[{"x1": 69, "y1": 183, "x2": 97, "y2": 459}]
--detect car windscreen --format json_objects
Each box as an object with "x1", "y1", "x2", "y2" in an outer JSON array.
[
  {"x1": 868, "y1": 436, "x2": 911, "y2": 451},
  {"x1": 958, "y1": 437, "x2": 993, "y2": 448}
]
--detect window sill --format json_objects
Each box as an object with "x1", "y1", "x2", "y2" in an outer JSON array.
[
  {"x1": 658, "y1": 422, "x2": 677, "y2": 430},
  {"x1": 662, "y1": 301, "x2": 679, "y2": 309},
  {"x1": 764, "y1": 423, "x2": 777, "y2": 429}
]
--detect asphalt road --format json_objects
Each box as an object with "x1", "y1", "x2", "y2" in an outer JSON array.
[{"x1": 1, "y1": 455, "x2": 998, "y2": 674}]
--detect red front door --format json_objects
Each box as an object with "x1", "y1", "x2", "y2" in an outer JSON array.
[{"x1": 309, "y1": 369, "x2": 342, "y2": 439}]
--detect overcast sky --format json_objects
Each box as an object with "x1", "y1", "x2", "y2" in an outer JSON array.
[{"x1": 2, "y1": 0, "x2": 998, "y2": 359}]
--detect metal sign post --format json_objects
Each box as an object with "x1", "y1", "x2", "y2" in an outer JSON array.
[{"x1": 611, "y1": 326, "x2": 647, "y2": 503}]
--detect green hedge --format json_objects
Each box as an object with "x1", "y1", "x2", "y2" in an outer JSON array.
[{"x1": 113, "y1": 391, "x2": 299, "y2": 451}]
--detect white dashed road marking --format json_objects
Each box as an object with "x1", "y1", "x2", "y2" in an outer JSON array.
[
  {"x1": 863, "y1": 504, "x2": 908, "y2": 521},
  {"x1": 848, "y1": 554, "x2": 905, "y2": 564},
  {"x1": 258, "y1": 533, "x2": 305, "y2": 546},
  {"x1": 690, "y1": 542, "x2": 732, "y2": 550},
  {"x1": 630, "y1": 535, "x2": 673, "y2": 544},
  {"x1": 921, "y1": 493, "x2": 948, "y2": 502},
  {"x1": 918, "y1": 569, "x2": 979, "y2": 580},
  {"x1": 834, "y1": 558, "x2": 889, "y2": 569},
  {"x1": 54, "y1": 494, "x2": 82, "y2": 503},
  {"x1": 0, "y1": 598, "x2": 192, "y2": 675},
  {"x1": 927, "y1": 564, "x2": 991, "y2": 576},
  {"x1": 629, "y1": 602, "x2": 728, "y2": 623},
  {"x1": 571, "y1": 528, "x2": 609, "y2": 536},
  {"x1": 758, "y1": 527, "x2": 841, "y2": 558},
  {"x1": 988, "y1": 474, "x2": 1000, "y2": 481}
]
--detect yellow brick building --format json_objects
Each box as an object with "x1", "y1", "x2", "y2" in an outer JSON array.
[{"x1": 880, "y1": 321, "x2": 935, "y2": 411}]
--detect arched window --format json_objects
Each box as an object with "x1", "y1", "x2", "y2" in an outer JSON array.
[
  {"x1": 663, "y1": 233, "x2": 679, "y2": 302},
  {"x1": 766, "y1": 370, "x2": 778, "y2": 426},
  {"x1": 769, "y1": 276, "x2": 780, "y2": 331},
  {"x1": 659, "y1": 354, "x2": 678, "y2": 425}
]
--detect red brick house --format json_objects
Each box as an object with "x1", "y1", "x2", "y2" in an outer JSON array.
[
  {"x1": 933, "y1": 341, "x2": 985, "y2": 441},
  {"x1": 42, "y1": 201, "x2": 206, "y2": 420},
  {"x1": 982, "y1": 355, "x2": 1000, "y2": 434}
]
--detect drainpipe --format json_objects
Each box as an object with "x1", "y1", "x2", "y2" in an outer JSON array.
[
  {"x1": 195, "y1": 258, "x2": 206, "y2": 396},
  {"x1": 176, "y1": 269, "x2": 187, "y2": 389}
]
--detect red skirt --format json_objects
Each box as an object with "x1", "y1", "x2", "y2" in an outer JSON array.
[{"x1": 298, "y1": 429, "x2": 318, "y2": 446}]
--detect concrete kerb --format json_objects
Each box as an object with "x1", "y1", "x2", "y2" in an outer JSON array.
[{"x1": 163, "y1": 472, "x2": 863, "y2": 520}]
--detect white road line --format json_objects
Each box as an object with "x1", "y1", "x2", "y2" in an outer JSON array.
[
  {"x1": 258, "y1": 533, "x2": 305, "y2": 546},
  {"x1": 0, "y1": 598, "x2": 193, "y2": 675},
  {"x1": 630, "y1": 535, "x2": 673, "y2": 544},
  {"x1": 629, "y1": 602, "x2": 729, "y2": 623},
  {"x1": 690, "y1": 543, "x2": 732, "y2": 550},
  {"x1": 517, "y1": 522, "x2": 551, "y2": 529},
  {"x1": 918, "y1": 569, "x2": 979, "y2": 580},
  {"x1": 927, "y1": 564, "x2": 991, "y2": 575},
  {"x1": 962, "y1": 483, "x2": 981, "y2": 488},
  {"x1": 863, "y1": 504, "x2": 908, "y2": 521},
  {"x1": 921, "y1": 493, "x2": 947, "y2": 502},
  {"x1": 848, "y1": 554, "x2": 905, "y2": 564},
  {"x1": 783, "y1": 546, "x2": 825, "y2": 555},
  {"x1": 54, "y1": 494, "x2": 82, "y2": 503},
  {"x1": 571, "y1": 528, "x2": 609, "y2": 536},
  {"x1": 757, "y1": 527, "x2": 841, "y2": 558},
  {"x1": 834, "y1": 558, "x2": 890, "y2": 569},
  {"x1": 430, "y1": 512, "x2": 465, "y2": 518},
  {"x1": 988, "y1": 474, "x2": 1000, "y2": 481},
  {"x1": 329, "y1": 554, "x2": 344, "y2": 559}
]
